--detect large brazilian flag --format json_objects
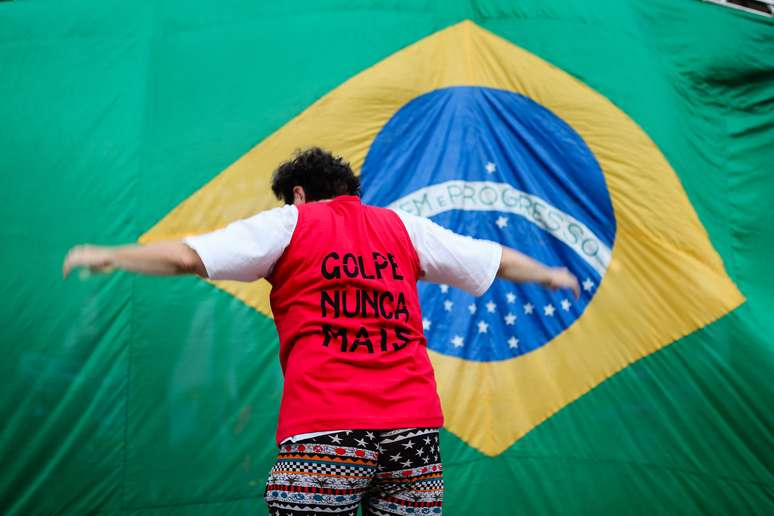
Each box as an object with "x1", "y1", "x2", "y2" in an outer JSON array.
[{"x1": 1, "y1": 1, "x2": 772, "y2": 514}]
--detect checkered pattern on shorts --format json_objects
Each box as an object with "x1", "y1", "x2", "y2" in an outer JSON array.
[{"x1": 264, "y1": 428, "x2": 443, "y2": 515}]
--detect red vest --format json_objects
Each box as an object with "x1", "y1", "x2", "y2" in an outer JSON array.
[{"x1": 268, "y1": 196, "x2": 443, "y2": 444}]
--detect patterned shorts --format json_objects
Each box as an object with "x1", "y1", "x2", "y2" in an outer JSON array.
[{"x1": 264, "y1": 427, "x2": 443, "y2": 515}]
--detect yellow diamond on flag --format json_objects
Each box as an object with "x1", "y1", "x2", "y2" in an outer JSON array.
[{"x1": 141, "y1": 21, "x2": 743, "y2": 456}]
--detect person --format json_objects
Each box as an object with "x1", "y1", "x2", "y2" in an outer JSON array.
[{"x1": 63, "y1": 147, "x2": 579, "y2": 515}]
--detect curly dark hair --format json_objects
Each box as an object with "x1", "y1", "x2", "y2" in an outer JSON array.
[{"x1": 271, "y1": 147, "x2": 360, "y2": 204}]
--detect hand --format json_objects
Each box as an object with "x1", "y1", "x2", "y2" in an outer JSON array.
[
  {"x1": 541, "y1": 267, "x2": 580, "y2": 299},
  {"x1": 63, "y1": 245, "x2": 115, "y2": 279}
]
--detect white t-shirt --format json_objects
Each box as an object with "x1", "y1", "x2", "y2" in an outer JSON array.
[
  {"x1": 184, "y1": 204, "x2": 502, "y2": 297},
  {"x1": 184, "y1": 202, "x2": 502, "y2": 443}
]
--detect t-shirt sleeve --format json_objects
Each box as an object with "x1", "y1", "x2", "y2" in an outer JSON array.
[
  {"x1": 392, "y1": 209, "x2": 502, "y2": 297},
  {"x1": 183, "y1": 204, "x2": 298, "y2": 281}
]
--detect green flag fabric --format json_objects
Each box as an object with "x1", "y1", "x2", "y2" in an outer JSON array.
[{"x1": 1, "y1": 1, "x2": 773, "y2": 515}]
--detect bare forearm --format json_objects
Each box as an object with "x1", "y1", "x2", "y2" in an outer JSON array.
[
  {"x1": 497, "y1": 247, "x2": 551, "y2": 284},
  {"x1": 63, "y1": 241, "x2": 206, "y2": 278},
  {"x1": 111, "y1": 243, "x2": 202, "y2": 276},
  {"x1": 497, "y1": 246, "x2": 580, "y2": 298}
]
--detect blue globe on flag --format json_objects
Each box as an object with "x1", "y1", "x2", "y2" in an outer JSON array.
[{"x1": 361, "y1": 86, "x2": 617, "y2": 362}]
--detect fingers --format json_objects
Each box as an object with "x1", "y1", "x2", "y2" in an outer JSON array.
[
  {"x1": 552, "y1": 268, "x2": 580, "y2": 299},
  {"x1": 62, "y1": 245, "x2": 91, "y2": 279},
  {"x1": 63, "y1": 246, "x2": 78, "y2": 279},
  {"x1": 565, "y1": 269, "x2": 580, "y2": 299}
]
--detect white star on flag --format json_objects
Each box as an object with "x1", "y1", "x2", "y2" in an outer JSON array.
[
  {"x1": 451, "y1": 335, "x2": 465, "y2": 348},
  {"x1": 504, "y1": 312, "x2": 517, "y2": 325},
  {"x1": 506, "y1": 292, "x2": 516, "y2": 303},
  {"x1": 401, "y1": 440, "x2": 415, "y2": 449},
  {"x1": 329, "y1": 434, "x2": 342, "y2": 444},
  {"x1": 523, "y1": 303, "x2": 534, "y2": 314},
  {"x1": 355, "y1": 438, "x2": 368, "y2": 447},
  {"x1": 468, "y1": 303, "x2": 477, "y2": 315},
  {"x1": 365, "y1": 431, "x2": 375, "y2": 440},
  {"x1": 544, "y1": 304, "x2": 556, "y2": 317},
  {"x1": 401, "y1": 459, "x2": 413, "y2": 468},
  {"x1": 390, "y1": 453, "x2": 402, "y2": 462},
  {"x1": 583, "y1": 278, "x2": 595, "y2": 292},
  {"x1": 485, "y1": 161, "x2": 496, "y2": 174},
  {"x1": 508, "y1": 336, "x2": 519, "y2": 349},
  {"x1": 440, "y1": 284, "x2": 449, "y2": 293},
  {"x1": 478, "y1": 320, "x2": 489, "y2": 333},
  {"x1": 486, "y1": 300, "x2": 497, "y2": 313},
  {"x1": 443, "y1": 299, "x2": 453, "y2": 311},
  {"x1": 495, "y1": 216, "x2": 508, "y2": 229},
  {"x1": 561, "y1": 299, "x2": 571, "y2": 311},
  {"x1": 422, "y1": 318, "x2": 432, "y2": 330},
  {"x1": 423, "y1": 436, "x2": 432, "y2": 446}
]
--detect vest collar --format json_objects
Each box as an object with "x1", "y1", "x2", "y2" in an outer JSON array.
[{"x1": 327, "y1": 195, "x2": 361, "y2": 203}]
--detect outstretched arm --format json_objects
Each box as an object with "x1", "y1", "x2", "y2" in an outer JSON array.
[
  {"x1": 62, "y1": 242, "x2": 207, "y2": 278},
  {"x1": 497, "y1": 246, "x2": 579, "y2": 298},
  {"x1": 63, "y1": 205, "x2": 298, "y2": 282},
  {"x1": 393, "y1": 209, "x2": 580, "y2": 298}
]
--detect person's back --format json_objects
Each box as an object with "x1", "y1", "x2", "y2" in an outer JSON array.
[{"x1": 269, "y1": 195, "x2": 442, "y2": 445}]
